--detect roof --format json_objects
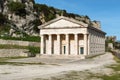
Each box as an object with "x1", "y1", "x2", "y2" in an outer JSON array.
[
  {"x1": 38, "y1": 16, "x2": 88, "y2": 29},
  {"x1": 38, "y1": 16, "x2": 106, "y2": 34}
]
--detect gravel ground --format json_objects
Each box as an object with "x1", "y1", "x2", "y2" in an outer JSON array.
[{"x1": 0, "y1": 52, "x2": 116, "y2": 80}]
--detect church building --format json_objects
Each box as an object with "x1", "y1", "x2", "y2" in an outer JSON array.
[{"x1": 38, "y1": 16, "x2": 106, "y2": 58}]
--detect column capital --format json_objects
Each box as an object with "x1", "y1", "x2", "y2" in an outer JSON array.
[
  {"x1": 48, "y1": 34, "x2": 52, "y2": 36},
  {"x1": 74, "y1": 34, "x2": 78, "y2": 35},
  {"x1": 57, "y1": 34, "x2": 60, "y2": 36},
  {"x1": 74, "y1": 33, "x2": 79, "y2": 34},
  {"x1": 84, "y1": 33, "x2": 88, "y2": 35},
  {"x1": 40, "y1": 34, "x2": 44, "y2": 36},
  {"x1": 65, "y1": 34, "x2": 69, "y2": 35}
]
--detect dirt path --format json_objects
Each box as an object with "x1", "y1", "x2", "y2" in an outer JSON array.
[{"x1": 0, "y1": 53, "x2": 116, "y2": 80}]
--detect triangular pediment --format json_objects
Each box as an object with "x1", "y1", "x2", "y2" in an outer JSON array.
[{"x1": 38, "y1": 16, "x2": 88, "y2": 29}]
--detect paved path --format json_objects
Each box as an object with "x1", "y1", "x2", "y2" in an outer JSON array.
[{"x1": 0, "y1": 53, "x2": 115, "y2": 80}]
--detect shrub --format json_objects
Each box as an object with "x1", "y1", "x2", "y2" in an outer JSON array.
[
  {"x1": 34, "y1": 4, "x2": 56, "y2": 22},
  {"x1": 23, "y1": 35, "x2": 40, "y2": 42},
  {"x1": 30, "y1": 19, "x2": 42, "y2": 33},
  {"x1": 7, "y1": 2, "x2": 26, "y2": 17},
  {"x1": 0, "y1": 13, "x2": 10, "y2": 33},
  {"x1": 45, "y1": 13, "x2": 56, "y2": 22},
  {"x1": 0, "y1": 13, "x2": 7, "y2": 25},
  {"x1": 0, "y1": 24, "x2": 11, "y2": 34},
  {"x1": 28, "y1": 46, "x2": 40, "y2": 57}
]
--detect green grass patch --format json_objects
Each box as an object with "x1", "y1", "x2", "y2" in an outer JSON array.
[
  {"x1": 86, "y1": 53, "x2": 105, "y2": 59},
  {"x1": 0, "y1": 57, "x2": 44, "y2": 66},
  {"x1": 0, "y1": 57, "x2": 28, "y2": 62},
  {"x1": 0, "y1": 36, "x2": 40, "y2": 42},
  {"x1": 98, "y1": 74, "x2": 120, "y2": 80},
  {"x1": 28, "y1": 46, "x2": 40, "y2": 57},
  {"x1": 0, "y1": 62, "x2": 44, "y2": 66},
  {"x1": 0, "y1": 44, "x2": 40, "y2": 57},
  {"x1": 1, "y1": 72, "x2": 11, "y2": 74},
  {"x1": 108, "y1": 64, "x2": 120, "y2": 71},
  {"x1": 0, "y1": 44, "x2": 28, "y2": 49},
  {"x1": 114, "y1": 56, "x2": 120, "y2": 63},
  {"x1": 95, "y1": 56, "x2": 120, "y2": 80},
  {"x1": 109, "y1": 57, "x2": 120, "y2": 71}
]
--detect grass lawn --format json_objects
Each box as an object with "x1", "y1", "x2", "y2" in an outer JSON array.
[
  {"x1": 0, "y1": 57, "x2": 44, "y2": 66},
  {"x1": 99, "y1": 57, "x2": 120, "y2": 80},
  {"x1": 0, "y1": 44, "x2": 28, "y2": 49}
]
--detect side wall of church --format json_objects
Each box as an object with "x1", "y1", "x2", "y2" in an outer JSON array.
[{"x1": 88, "y1": 28, "x2": 105, "y2": 55}]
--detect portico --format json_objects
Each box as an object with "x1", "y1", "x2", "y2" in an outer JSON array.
[{"x1": 40, "y1": 33, "x2": 88, "y2": 55}]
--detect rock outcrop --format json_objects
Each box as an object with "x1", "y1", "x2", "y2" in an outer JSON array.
[
  {"x1": 0, "y1": 0, "x2": 101, "y2": 37},
  {"x1": 0, "y1": 0, "x2": 38, "y2": 37}
]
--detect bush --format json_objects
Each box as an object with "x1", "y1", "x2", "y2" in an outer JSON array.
[
  {"x1": 7, "y1": 2, "x2": 26, "y2": 17},
  {"x1": 28, "y1": 46, "x2": 40, "y2": 57},
  {"x1": 30, "y1": 19, "x2": 42, "y2": 33},
  {"x1": 23, "y1": 35, "x2": 40, "y2": 42},
  {"x1": 45, "y1": 13, "x2": 56, "y2": 22},
  {"x1": 0, "y1": 13, "x2": 7, "y2": 25},
  {"x1": 34, "y1": 4, "x2": 56, "y2": 22},
  {"x1": 0, "y1": 13, "x2": 10, "y2": 33},
  {"x1": 0, "y1": 24, "x2": 11, "y2": 34}
]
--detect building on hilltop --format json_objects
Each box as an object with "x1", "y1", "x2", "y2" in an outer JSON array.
[
  {"x1": 38, "y1": 16, "x2": 106, "y2": 58},
  {"x1": 106, "y1": 36, "x2": 116, "y2": 42}
]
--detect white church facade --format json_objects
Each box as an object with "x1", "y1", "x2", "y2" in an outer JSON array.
[{"x1": 38, "y1": 16, "x2": 106, "y2": 57}]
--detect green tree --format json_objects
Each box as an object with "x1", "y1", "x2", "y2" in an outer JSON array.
[
  {"x1": 34, "y1": 4, "x2": 49, "y2": 14},
  {"x1": 7, "y1": 2, "x2": 26, "y2": 17},
  {"x1": 0, "y1": 13, "x2": 10, "y2": 33},
  {"x1": 34, "y1": 4, "x2": 56, "y2": 22},
  {"x1": 30, "y1": 19, "x2": 42, "y2": 33},
  {"x1": 0, "y1": 13, "x2": 7, "y2": 25}
]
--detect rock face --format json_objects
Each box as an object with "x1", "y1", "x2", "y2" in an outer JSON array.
[
  {"x1": 0, "y1": 0, "x2": 4, "y2": 13},
  {"x1": 0, "y1": 0, "x2": 101, "y2": 37},
  {"x1": 0, "y1": 0, "x2": 38, "y2": 36}
]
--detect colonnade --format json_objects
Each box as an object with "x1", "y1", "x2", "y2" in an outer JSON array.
[{"x1": 40, "y1": 34, "x2": 88, "y2": 55}]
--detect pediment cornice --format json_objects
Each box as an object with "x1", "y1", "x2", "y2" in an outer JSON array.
[{"x1": 38, "y1": 16, "x2": 88, "y2": 29}]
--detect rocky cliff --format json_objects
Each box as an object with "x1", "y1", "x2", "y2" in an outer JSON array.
[
  {"x1": 0, "y1": 0, "x2": 37, "y2": 37},
  {"x1": 0, "y1": 0, "x2": 101, "y2": 37}
]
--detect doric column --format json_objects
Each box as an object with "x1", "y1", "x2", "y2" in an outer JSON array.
[
  {"x1": 40, "y1": 35, "x2": 44, "y2": 55},
  {"x1": 66, "y1": 34, "x2": 69, "y2": 55},
  {"x1": 87, "y1": 34, "x2": 90, "y2": 55},
  {"x1": 57, "y1": 34, "x2": 60, "y2": 55},
  {"x1": 84, "y1": 34, "x2": 88, "y2": 55},
  {"x1": 75, "y1": 34, "x2": 78, "y2": 55},
  {"x1": 48, "y1": 34, "x2": 52, "y2": 55}
]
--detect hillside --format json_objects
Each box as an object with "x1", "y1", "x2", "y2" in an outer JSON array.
[{"x1": 0, "y1": 0, "x2": 100, "y2": 37}]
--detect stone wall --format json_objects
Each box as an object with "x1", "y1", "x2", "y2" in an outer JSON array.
[
  {"x1": 0, "y1": 49, "x2": 28, "y2": 57},
  {"x1": 0, "y1": 39, "x2": 40, "y2": 47}
]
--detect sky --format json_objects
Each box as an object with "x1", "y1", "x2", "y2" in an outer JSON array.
[{"x1": 35, "y1": 0, "x2": 120, "y2": 40}]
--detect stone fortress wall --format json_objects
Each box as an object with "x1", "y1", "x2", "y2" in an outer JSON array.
[{"x1": 0, "y1": 39, "x2": 40, "y2": 57}]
